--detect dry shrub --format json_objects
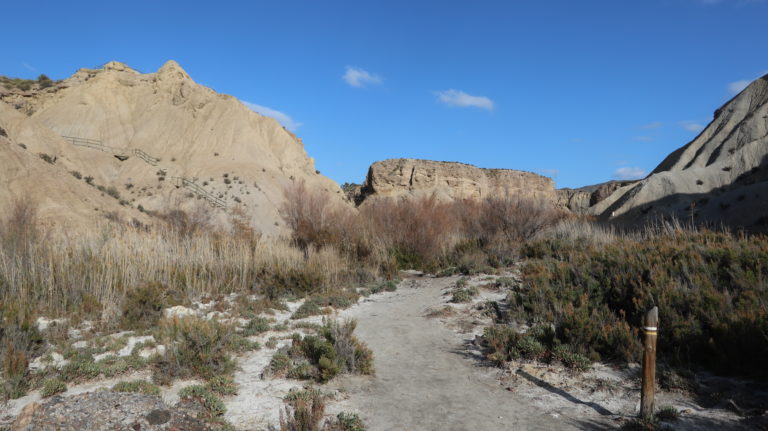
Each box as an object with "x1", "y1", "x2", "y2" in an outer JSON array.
[
  {"x1": 158, "y1": 204, "x2": 212, "y2": 237},
  {"x1": 475, "y1": 196, "x2": 564, "y2": 243},
  {"x1": 274, "y1": 391, "x2": 326, "y2": 431},
  {"x1": 0, "y1": 197, "x2": 41, "y2": 259},
  {"x1": 281, "y1": 181, "x2": 336, "y2": 250},
  {"x1": 361, "y1": 194, "x2": 460, "y2": 270},
  {"x1": 280, "y1": 181, "x2": 566, "y2": 274}
]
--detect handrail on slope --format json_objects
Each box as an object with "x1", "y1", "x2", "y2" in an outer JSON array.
[
  {"x1": 62, "y1": 135, "x2": 128, "y2": 156},
  {"x1": 133, "y1": 148, "x2": 159, "y2": 166},
  {"x1": 61, "y1": 135, "x2": 227, "y2": 209},
  {"x1": 170, "y1": 176, "x2": 228, "y2": 209}
]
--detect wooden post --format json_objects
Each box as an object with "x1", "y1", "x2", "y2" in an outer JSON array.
[{"x1": 640, "y1": 306, "x2": 659, "y2": 420}]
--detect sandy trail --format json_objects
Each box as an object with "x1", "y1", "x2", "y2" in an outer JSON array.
[{"x1": 332, "y1": 276, "x2": 580, "y2": 431}]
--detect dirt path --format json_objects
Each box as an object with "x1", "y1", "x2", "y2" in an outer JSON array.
[{"x1": 331, "y1": 276, "x2": 581, "y2": 431}]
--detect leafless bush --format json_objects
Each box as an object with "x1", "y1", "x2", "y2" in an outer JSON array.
[
  {"x1": 0, "y1": 197, "x2": 40, "y2": 255},
  {"x1": 281, "y1": 181, "x2": 335, "y2": 250},
  {"x1": 476, "y1": 196, "x2": 564, "y2": 243},
  {"x1": 159, "y1": 204, "x2": 212, "y2": 237}
]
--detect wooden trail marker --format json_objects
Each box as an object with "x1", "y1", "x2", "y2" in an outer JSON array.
[{"x1": 640, "y1": 306, "x2": 659, "y2": 419}]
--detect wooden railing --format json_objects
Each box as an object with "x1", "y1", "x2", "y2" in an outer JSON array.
[
  {"x1": 170, "y1": 177, "x2": 227, "y2": 209},
  {"x1": 62, "y1": 136, "x2": 128, "y2": 157},
  {"x1": 62, "y1": 135, "x2": 227, "y2": 209}
]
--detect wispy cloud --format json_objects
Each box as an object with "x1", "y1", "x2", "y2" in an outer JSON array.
[
  {"x1": 539, "y1": 169, "x2": 559, "y2": 178},
  {"x1": 22, "y1": 62, "x2": 37, "y2": 72},
  {"x1": 343, "y1": 67, "x2": 382, "y2": 88},
  {"x1": 613, "y1": 167, "x2": 647, "y2": 180},
  {"x1": 435, "y1": 89, "x2": 495, "y2": 111},
  {"x1": 727, "y1": 79, "x2": 751, "y2": 95},
  {"x1": 242, "y1": 101, "x2": 302, "y2": 132},
  {"x1": 641, "y1": 121, "x2": 663, "y2": 129},
  {"x1": 680, "y1": 121, "x2": 705, "y2": 132}
]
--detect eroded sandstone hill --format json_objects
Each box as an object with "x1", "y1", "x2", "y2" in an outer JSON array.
[
  {"x1": 591, "y1": 74, "x2": 768, "y2": 231},
  {"x1": 355, "y1": 158, "x2": 556, "y2": 205},
  {"x1": 0, "y1": 61, "x2": 346, "y2": 232}
]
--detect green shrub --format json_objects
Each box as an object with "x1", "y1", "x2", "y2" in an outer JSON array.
[
  {"x1": 655, "y1": 406, "x2": 680, "y2": 422},
  {"x1": 328, "y1": 412, "x2": 367, "y2": 431},
  {"x1": 179, "y1": 384, "x2": 226, "y2": 419},
  {"x1": 38, "y1": 153, "x2": 55, "y2": 164},
  {"x1": 519, "y1": 230, "x2": 768, "y2": 379},
  {"x1": 206, "y1": 375, "x2": 238, "y2": 396},
  {"x1": 287, "y1": 361, "x2": 314, "y2": 380},
  {"x1": 152, "y1": 317, "x2": 237, "y2": 384},
  {"x1": 270, "y1": 352, "x2": 292, "y2": 376},
  {"x1": 291, "y1": 300, "x2": 326, "y2": 320},
  {"x1": 450, "y1": 287, "x2": 478, "y2": 303},
  {"x1": 552, "y1": 345, "x2": 591, "y2": 371},
  {"x1": 40, "y1": 378, "x2": 67, "y2": 397},
  {"x1": 37, "y1": 74, "x2": 53, "y2": 89},
  {"x1": 121, "y1": 282, "x2": 167, "y2": 330},
  {"x1": 112, "y1": 379, "x2": 161, "y2": 396},
  {"x1": 279, "y1": 319, "x2": 374, "y2": 383},
  {"x1": 483, "y1": 324, "x2": 590, "y2": 370}
]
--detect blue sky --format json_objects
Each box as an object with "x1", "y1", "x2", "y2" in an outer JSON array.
[{"x1": 2, "y1": 0, "x2": 766, "y2": 188}]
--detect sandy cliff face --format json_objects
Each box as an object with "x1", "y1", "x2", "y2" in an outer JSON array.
[
  {"x1": 0, "y1": 126, "x2": 146, "y2": 229},
  {"x1": 356, "y1": 158, "x2": 556, "y2": 204},
  {"x1": 0, "y1": 61, "x2": 346, "y2": 233},
  {"x1": 592, "y1": 75, "x2": 768, "y2": 231}
]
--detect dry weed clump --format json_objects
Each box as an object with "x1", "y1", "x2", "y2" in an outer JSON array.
[
  {"x1": 515, "y1": 227, "x2": 768, "y2": 379},
  {"x1": 273, "y1": 389, "x2": 367, "y2": 431}
]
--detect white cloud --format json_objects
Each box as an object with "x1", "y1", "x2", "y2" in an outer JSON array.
[
  {"x1": 679, "y1": 121, "x2": 705, "y2": 132},
  {"x1": 727, "y1": 79, "x2": 751, "y2": 95},
  {"x1": 435, "y1": 89, "x2": 495, "y2": 111},
  {"x1": 241, "y1": 101, "x2": 302, "y2": 132},
  {"x1": 613, "y1": 167, "x2": 647, "y2": 180},
  {"x1": 539, "y1": 169, "x2": 559, "y2": 178},
  {"x1": 342, "y1": 67, "x2": 382, "y2": 88},
  {"x1": 641, "y1": 121, "x2": 663, "y2": 129},
  {"x1": 22, "y1": 62, "x2": 37, "y2": 72}
]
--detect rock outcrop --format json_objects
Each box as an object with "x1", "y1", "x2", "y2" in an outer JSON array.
[
  {"x1": 556, "y1": 180, "x2": 637, "y2": 213},
  {"x1": 356, "y1": 158, "x2": 556, "y2": 204},
  {"x1": 592, "y1": 74, "x2": 768, "y2": 232},
  {"x1": 0, "y1": 61, "x2": 346, "y2": 233},
  {"x1": 11, "y1": 392, "x2": 211, "y2": 431}
]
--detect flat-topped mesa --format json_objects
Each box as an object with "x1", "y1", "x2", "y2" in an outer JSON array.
[{"x1": 357, "y1": 158, "x2": 556, "y2": 204}]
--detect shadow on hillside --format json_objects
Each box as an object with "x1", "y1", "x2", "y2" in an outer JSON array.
[{"x1": 602, "y1": 153, "x2": 768, "y2": 233}]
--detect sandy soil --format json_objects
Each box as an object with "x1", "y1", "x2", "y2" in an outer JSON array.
[
  {"x1": 328, "y1": 276, "x2": 576, "y2": 431},
  {"x1": 327, "y1": 274, "x2": 761, "y2": 431},
  {"x1": 4, "y1": 274, "x2": 763, "y2": 430}
]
